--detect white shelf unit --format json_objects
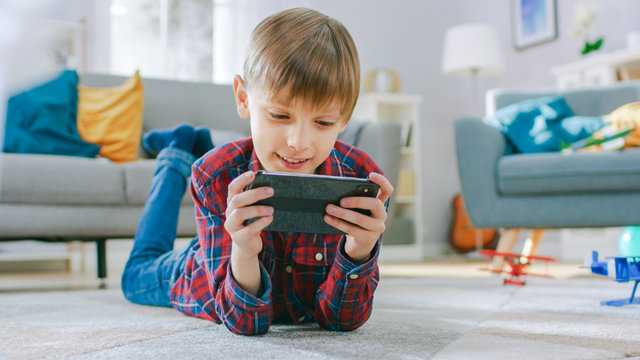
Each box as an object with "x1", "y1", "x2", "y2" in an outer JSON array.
[
  {"x1": 551, "y1": 48, "x2": 640, "y2": 89},
  {"x1": 353, "y1": 92, "x2": 424, "y2": 262}
]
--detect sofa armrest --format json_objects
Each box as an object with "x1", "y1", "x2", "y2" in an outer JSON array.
[
  {"x1": 454, "y1": 117, "x2": 507, "y2": 227},
  {"x1": 355, "y1": 121, "x2": 401, "y2": 189},
  {"x1": 354, "y1": 121, "x2": 401, "y2": 217}
]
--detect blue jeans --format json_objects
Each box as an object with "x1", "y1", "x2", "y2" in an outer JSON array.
[{"x1": 121, "y1": 147, "x2": 197, "y2": 307}]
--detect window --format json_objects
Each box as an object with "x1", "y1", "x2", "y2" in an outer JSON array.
[
  {"x1": 110, "y1": 0, "x2": 311, "y2": 84},
  {"x1": 110, "y1": 0, "x2": 213, "y2": 82}
]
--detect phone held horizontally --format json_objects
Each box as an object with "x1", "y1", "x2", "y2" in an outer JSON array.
[{"x1": 244, "y1": 170, "x2": 379, "y2": 234}]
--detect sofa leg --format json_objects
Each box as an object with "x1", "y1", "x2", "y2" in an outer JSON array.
[
  {"x1": 521, "y1": 229, "x2": 545, "y2": 263},
  {"x1": 96, "y1": 238, "x2": 107, "y2": 288},
  {"x1": 491, "y1": 229, "x2": 520, "y2": 270}
]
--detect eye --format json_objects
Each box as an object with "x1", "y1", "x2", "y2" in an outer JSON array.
[
  {"x1": 268, "y1": 111, "x2": 288, "y2": 120},
  {"x1": 316, "y1": 120, "x2": 335, "y2": 127}
]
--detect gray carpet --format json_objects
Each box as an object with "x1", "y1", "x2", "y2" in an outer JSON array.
[{"x1": 1, "y1": 276, "x2": 640, "y2": 359}]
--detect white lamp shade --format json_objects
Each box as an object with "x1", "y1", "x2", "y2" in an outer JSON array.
[{"x1": 442, "y1": 23, "x2": 504, "y2": 77}]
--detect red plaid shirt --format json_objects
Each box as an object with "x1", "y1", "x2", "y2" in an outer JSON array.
[{"x1": 170, "y1": 138, "x2": 383, "y2": 335}]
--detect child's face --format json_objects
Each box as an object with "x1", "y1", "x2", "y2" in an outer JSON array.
[{"x1": 234, "y1": 77, "x2": 347, "y2": 174}]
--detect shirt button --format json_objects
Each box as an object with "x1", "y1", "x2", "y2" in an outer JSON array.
[
  {"x1": 298, "y1": 316, "x2": 305, "y2": 323},
  {"x1": 315, "y1": 252, "x2": 323, "y2": 261},
  {"x1": 349, "y1": 274, "x2": 359, "y2": 280},
  {"x1": 285, "y1": 265, "x2": 293, "y2": 273}
]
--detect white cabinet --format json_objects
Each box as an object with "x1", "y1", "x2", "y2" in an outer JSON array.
[
  {"x1": 551, "y1": 48, "x2": 640, "y2": 89},
  {"x1": 353, "y1": 92, "x2": 424, "y2": 262}
]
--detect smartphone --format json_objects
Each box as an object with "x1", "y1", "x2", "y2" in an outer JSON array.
[{"x1": 244, "y1": 170, "x2": 380, "y2": 234}]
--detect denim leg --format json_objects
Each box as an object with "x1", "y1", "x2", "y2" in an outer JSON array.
[{"x1": 122, "y1": 147, "x2": 196, "y2": 307}]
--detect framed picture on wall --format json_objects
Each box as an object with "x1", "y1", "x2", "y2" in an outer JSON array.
[
  {"x1": 44, "y1": 18, "x2": 87, "y2": 71},
  {"x1": 512, "y1": 0, "x2": 557, "y2": 50}
]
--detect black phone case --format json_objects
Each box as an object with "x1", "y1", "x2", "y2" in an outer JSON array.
[{"x1": 244, "y1": 171, "x2": 379, "y2": 234}]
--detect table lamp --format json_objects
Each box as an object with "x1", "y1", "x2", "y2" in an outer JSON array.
[{"x1": 442, "y1": 23, "x2": 504, "y2": 115}]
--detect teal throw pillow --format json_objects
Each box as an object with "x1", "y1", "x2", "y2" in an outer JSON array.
[
  {"x1": 484, "y1": 96, "x2": 603, "y2": 153},
  {"x1": 547, "y1": 115, "x2": 605, "y2": 144},
  {"x1": 3, "y1": 70, "x2": 100, "y2": 157}
]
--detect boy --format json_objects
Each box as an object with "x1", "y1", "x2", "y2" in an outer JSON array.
[{"x1": 122, "y1": 7, "x2": 393, "y2": 336}]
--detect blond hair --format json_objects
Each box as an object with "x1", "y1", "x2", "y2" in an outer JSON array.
[{"x1": 243, "y1": 8, "x2": 360, "y2": 121}]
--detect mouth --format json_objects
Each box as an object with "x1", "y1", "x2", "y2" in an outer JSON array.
[{"x1": 275, "y1": 153, "x2": 310, "y2": 169}]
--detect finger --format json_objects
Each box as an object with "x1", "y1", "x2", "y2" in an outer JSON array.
[
  {"x1": 228, "y1": 171, "x2": 255, "y2": 198},
  {"x1": 234, "y1": 215, "x2": 273, "y2": 238},
  {"x1": 324, "y1": 214, "x2": 370, "y2": 239},
  {"x1": 326, "y1": 204, "x2": 385, "y2": 234},
  {"x1": 339, "y1": 196, "x2": 387, "y2": 220},
  {"x1": 368, "y1": 172, "x2": 394, "y2": 203},
  {"x1": 225, "y1": 205, "x2": 274, "y2": 232},
  {"x1": 227, "y1": 186, "x2": 274, "y2": 212}
]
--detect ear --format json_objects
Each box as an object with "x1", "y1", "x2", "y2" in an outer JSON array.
[
  {"x1": 338, "y1": 120, "x2": 349, "y2": 134},
  {"x1": 233, "y1": 75, "x2": 250, "y2": 119}
]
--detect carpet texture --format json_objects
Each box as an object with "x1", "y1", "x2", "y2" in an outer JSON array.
[{"x1": 1, "y1": 276, "x2": 640, "y2": 359}]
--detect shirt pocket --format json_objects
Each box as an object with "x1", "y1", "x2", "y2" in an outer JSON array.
[
  {"x1": 291, "y1": 235, "x2": 341, "y2": 268},
  {"x1": 290, "y1": 235, "x2": 341, "y2": 306}
]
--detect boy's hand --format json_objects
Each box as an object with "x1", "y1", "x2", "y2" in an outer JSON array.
[
  {"x1": 224, "y1": 171, "x2": 274, "y2": 295},
  {"x1": 324, "y1": 172, "x2": 393, "y2": 264}
]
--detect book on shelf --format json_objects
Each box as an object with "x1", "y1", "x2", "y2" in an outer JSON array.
[
  {"x1": 397, "y1": 168, "x2": 415, "y2": 196},
  {"x1": 400, "y1": 119, "x2": 413, "y2": 147}
]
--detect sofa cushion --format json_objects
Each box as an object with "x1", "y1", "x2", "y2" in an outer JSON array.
[
  {"x1": 77, "y1": 71, "x2": 144, "y2": 163},
  {"x1": 3, "y1": 70, "x2": 101, "y2": 158},
  {"x1": 0, "y1": 153, "x2": 125, "y2": 205},
  {"x1": 0, "y1": 204, "x2": 197, "y2": 239},
  {"x1": 122, "y1": 160, "x2": 193, "y2": 205},
  {"x1": 498, "y1": 148, "x2": 640, "y2": 195}
]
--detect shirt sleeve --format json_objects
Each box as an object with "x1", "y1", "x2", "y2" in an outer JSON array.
[
  {"x1": 313, "y1": 235, "x2": 381, "y2": 331},
  {"x1": 189, "y1": 166, "x2": 274, "y2": 335}
]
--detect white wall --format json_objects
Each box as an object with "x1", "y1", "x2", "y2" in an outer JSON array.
[{"x1": 312, "y1": 0, "x2": 640, "y2": 258}]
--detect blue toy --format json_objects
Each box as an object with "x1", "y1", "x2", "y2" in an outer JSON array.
[
  {"x1": 618, "y1": 226, "x2": 640, "y2": 257},
  {"x1": 584, "y1": 251, "x2": 640, "y2": 306}
]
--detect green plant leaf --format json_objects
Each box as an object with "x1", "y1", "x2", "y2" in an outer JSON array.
[{"x1": 592, "y1": 38, "x2": 603, "y2": 50}]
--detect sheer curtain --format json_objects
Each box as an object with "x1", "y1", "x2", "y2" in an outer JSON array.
[
  {"x1": 212, "y1": 0, "x2": 311, "y2": 84},
  {"x1": 110, "y1": 0, "x2": 212, "y2": 82},
  {"x1": 110, "y1": 0, "x2": 310, "y2": 84}
]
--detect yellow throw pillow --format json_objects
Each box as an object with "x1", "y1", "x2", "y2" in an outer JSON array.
[
  {"x1": 77, "y1": 71, "x2": 144, "y2": 163},
  {"x1": 604, "y1": 102, "x2": 640, "y2": 148}
]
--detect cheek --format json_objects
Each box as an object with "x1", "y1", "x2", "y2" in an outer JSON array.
[
  {"x1": 315, "y1": 130, "x2": 341, "y2": 154},
  {"x1": 250, "y1": 117, "x2": 282, "y2": 156},
  {"x1": 251, "y1": 117, "x2": 275, "y2": 142}
]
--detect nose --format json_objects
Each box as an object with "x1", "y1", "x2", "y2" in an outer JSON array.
[{"x1": 287, "y1": 122, "x2": 311, "y2": 151}]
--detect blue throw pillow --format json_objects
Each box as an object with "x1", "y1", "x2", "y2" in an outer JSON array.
[
  {"x1": 547, "y1": 115, "x2": 605, "y2": 144},
  {"x1": 3, "y1": 70, "x2": 100, "y2": 157},
  {"x1": 484, "y1": 96, "x2": 603, "y2": 153}
]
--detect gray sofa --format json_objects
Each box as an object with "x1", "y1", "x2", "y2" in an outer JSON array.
[
  {"x1": 455, "y1": 80, "x2": 640, "y2": 230},
  {"x1": 0, "y1": 73, "x2": 401, "y2": 279}
]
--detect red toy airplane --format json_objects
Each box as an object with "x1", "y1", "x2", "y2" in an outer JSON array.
[{"x1": 478, "y1": 249, "x2": 556, "y2": 285}]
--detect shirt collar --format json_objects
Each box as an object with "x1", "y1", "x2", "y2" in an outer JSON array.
[{"x1": 317, "y1": 147, "x2": 339, "y2": 176}]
